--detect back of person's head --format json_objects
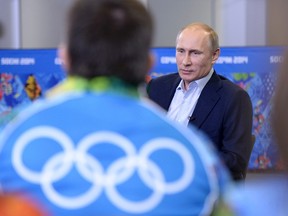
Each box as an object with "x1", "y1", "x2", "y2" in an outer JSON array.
[{"x1": 66, "y1": 0, "x2": 153, "y2": 86}]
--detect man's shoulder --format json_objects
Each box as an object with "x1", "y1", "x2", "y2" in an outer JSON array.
[
  {"x1": 212, "y1": 74, "x2": 251, "y2": 105},
  {"x1": 217, "y1": 73, "x2": 247, "y2": 92}
]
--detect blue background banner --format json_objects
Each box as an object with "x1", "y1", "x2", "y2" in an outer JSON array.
[
  {"x1": 0, "y1": 47, "x2": 287, "y2": 171},
  {"x1": 0, "y1": 49, "x2": 65, "y2": 117}
]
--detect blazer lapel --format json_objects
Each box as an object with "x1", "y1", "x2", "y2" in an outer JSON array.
[
  {"x1": 189, "y1": 72, "x2": 222, "y2": 128},
  {"x1": 162, "y1": 74, "x2": 182, "y2": 110}
]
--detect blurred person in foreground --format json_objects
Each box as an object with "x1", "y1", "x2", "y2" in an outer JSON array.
[
  {"x1": 147, "y1": 22, "x2": 254, "y2": 181},
  {"x1": 0, "y1": 194, "x2": 48, "y2": 216},
  {"x1": 213, "y1": 52, "x2": 288, "y2": 216},
  {"x1": 0, "y1": 0, "x2": 231, "y2": 215}
]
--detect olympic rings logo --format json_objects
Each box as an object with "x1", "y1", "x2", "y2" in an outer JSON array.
[{"x1": 12, "y1": 126, "x2": 194, "y2": 213}]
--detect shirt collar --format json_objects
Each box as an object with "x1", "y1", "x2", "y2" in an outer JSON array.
[
  {"x1": 177, "y1": 68, "x2": 214, "y2": 91},
  {"x1": 196, "y1": 68, "x2": 214, "y2": 91}
]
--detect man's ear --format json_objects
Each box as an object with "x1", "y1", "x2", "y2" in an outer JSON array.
[
  {"x1": 212, "y1": 48, "x2": 220, "y2": 64},
  {"x1": 145, "y1": 52, "x2": 155, "y2": 84},
  {"x1": 58, "y1": 44, "x2": 70, "y2": 72},
  {"x1": 147, "y1": 52, "x2": 155, "y2": 72}
]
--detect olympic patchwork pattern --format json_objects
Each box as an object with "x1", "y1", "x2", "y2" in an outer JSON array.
[{"x1": 12, "y1": 126, "x2": 195, "y2": 213}]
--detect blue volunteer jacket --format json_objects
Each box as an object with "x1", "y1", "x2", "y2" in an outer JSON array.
[{"x1": 0, "y1": 76, "x2": 231, "y2": 216}]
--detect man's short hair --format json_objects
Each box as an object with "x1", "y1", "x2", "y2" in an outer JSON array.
[{"x1": 66, "y1": 0, "x2": 153, "y2": 85}]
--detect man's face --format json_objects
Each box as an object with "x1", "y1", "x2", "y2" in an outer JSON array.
[{"x1": 176, "y1": 27, "x2": 219, "y2": 87}]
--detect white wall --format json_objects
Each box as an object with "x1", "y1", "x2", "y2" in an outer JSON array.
[
  {"x1": 149, "y1": 0, "x2": 267, "y2": 47},
  {"x1": 0, "y1": 0, "x2": 287, "y2": 48},
  {"x1": 0, "y1": 0, "x2": 20, "y2": 48},
  {"x1": 20, "y1": 0, "x2": 73, "y2": 48},
  {"x1": 148, "y1": 0, "x2": 213, "y2": 47}
]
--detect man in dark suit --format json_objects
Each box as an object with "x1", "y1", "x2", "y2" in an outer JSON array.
[{"x1": 147, "y1": 22, "x2": 253, "y2": 181}]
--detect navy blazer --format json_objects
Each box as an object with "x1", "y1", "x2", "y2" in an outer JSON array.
[{"x1": 147, "y1": 71, "x2": 254, "y2": 181}]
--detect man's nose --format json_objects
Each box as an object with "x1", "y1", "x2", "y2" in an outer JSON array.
[{"x1": 183, "y1": 54, "x2": 191, "y2": 65}]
